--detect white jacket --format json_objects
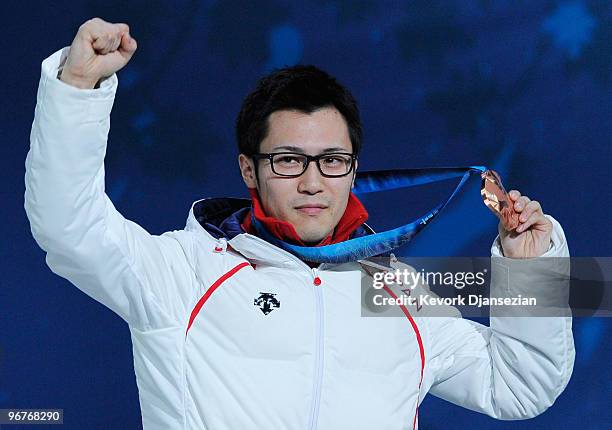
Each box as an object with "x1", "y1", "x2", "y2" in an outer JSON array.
[{"x1": 24, "y1": 48, "x2": 575, "y2": 430}]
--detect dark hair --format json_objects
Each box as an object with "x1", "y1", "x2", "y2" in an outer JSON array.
[{"x1": 236, "y1": 65, "x2": 362, "y2": 157}]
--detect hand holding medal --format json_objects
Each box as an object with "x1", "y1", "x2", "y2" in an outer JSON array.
[{"x1": 481, "y1": 170, "x2": 553, "y2": 258}]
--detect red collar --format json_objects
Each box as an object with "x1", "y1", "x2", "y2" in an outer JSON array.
[{"x1": 241, "y1": 188, "x2": 368, "y2": 247}]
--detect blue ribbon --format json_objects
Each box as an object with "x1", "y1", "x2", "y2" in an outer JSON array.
[{"x1": 251, "y1": 166, "x2": 487, "y2": 263}]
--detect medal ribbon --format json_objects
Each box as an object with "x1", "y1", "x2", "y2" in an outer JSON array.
[{"x1": 251, "y1": 166, "x2": 488, "y2": 263}]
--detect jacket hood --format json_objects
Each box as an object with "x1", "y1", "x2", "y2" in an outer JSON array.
[
  {"x1": 184, "y1": 197, "x2": 376, "y2": 266},
  {"x1": 189, "y1": 197, "x2": 252, "y2": 240}
]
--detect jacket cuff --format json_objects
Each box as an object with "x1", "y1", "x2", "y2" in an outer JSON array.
[
  {"x1": 39, "y1": 47, "x2": 118, "y2": 122},
  {"x1": 490, "y1": 214, "x2": 569, "y2": 259},
  {"x1": 489, "y1": 214, "x2": 571, "y2": 316}
]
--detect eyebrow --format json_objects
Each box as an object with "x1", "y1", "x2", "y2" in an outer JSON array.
[{"x1": 270, "y1": 145, "x2": 351, "y2": 154}]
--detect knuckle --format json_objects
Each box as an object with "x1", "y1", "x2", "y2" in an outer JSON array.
[
  {"x1": 79, "y1": 21, "x2": 91, "y2": 32},
  {"x1": 85, "y1": 18, "x2": 100, "y2": 28}
]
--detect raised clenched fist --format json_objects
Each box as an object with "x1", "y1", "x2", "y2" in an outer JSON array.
[{"x1": 59, "y1": 17, "x2": 137, "y2": 89}]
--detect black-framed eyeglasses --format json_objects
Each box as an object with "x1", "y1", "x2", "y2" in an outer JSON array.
[{"x1": 251, "y1": 152, "x2": 357, "y2": 178}]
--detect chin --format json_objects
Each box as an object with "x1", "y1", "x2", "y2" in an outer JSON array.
[
  {"x1": 297, "y1": 222, "x2": 331, "y2": 239},
  {"x1": 297, "y1": 229, "x2": 328, "y2": 244}
]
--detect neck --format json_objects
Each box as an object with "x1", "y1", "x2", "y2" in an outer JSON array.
[{"x1": 241, "y1": 187, "x2": 369, "y2": 248}]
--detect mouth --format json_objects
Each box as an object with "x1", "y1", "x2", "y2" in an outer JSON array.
[{"x1": 295, "y1": 204, "x2": 328, "y2": 216}]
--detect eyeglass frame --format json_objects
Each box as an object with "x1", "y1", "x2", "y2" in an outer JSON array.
[{"x1": 250, "y1": 151, "x2": 358, "y2": 178}]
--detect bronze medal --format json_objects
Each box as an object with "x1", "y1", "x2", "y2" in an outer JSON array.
[{"x1": 481, "y1": 170, "x2": 519, "y2": 230}]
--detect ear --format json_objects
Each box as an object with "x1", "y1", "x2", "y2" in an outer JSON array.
[{"x1": 238, "y1": 154, "x2": 258, "y2": 188}]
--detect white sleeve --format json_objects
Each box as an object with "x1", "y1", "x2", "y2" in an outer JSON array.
[
  {"x1": 424, "y1": 215, "x2": 575, "y2": 420},
  {"x1": 24, "y1": 47, "x2": 199, "y2": 331}
]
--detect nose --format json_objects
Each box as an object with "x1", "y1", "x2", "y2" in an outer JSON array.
[{"x1": 297, "y1": 160, "x2": 324, "y2": 195}]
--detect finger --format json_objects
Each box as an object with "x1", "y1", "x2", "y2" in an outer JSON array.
[
  {"x1": 509, "y1": 190, "x2": 521, "y2": 201},
  {"x1": 85, "y1": 19, "x2": 126, "y2": 52},
  {"x1": 514, "y1": 195, "x2": 531, "y2": 212},
  {"x1": 93, "y1": 33, "x2": 120, "y2": 54},
  {"x1": 92, "y1": 33, "x2": 111, "y2": 51},
  {"x1": 86, "y1": 19, "x2": 127, "y2": 39},
  {"x1": 116, "y1": 23, "x2": 129, "y2": 34},
  {"x1": 111, "y1": 24, "x2": 129, "y2": 52},
  {"x1": 516, "y1": 212, "x2": 546, "y2": 233},
  {"x1": 518, "y1": 200, "x2": 542, "y2": 223},
  {"x1": 110, "y1": 33, "x2": 123, "y2": 51},
  {"x1": 83, "y1": 18, "x2": 112, "y2": 42},
  {"x1": 118, "y1": 32, "x2": 137, "y2": 59}
]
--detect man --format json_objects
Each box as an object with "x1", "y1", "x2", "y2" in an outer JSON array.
[{"x1": 25, "y1": 18, "x2": 574, "y2": 429}]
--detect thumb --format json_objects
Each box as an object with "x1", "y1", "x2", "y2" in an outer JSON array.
[{"x1": 498, "y1": 219, "x2": 510, "y2": 238}]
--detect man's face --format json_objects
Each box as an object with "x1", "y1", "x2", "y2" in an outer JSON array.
[{"x1": 239, "y1": 107, "x2": 357, "y2": 244}]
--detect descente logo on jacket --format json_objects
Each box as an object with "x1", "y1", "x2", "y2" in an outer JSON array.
[{"x1": 254, "y1": 292, "x2": 281, "y2": 315}]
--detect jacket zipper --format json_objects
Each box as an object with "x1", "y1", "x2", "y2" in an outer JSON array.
[
  {"x1": 236, "y1": 234, "x2": 325, "y2": 429},
  {"x1": 308, "y1": 266, "x2": 324, "y2": 430}
]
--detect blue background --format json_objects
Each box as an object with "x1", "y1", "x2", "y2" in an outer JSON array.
[{"x1": 2, "y1": 0, "x2": 611, "y2": 428}]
